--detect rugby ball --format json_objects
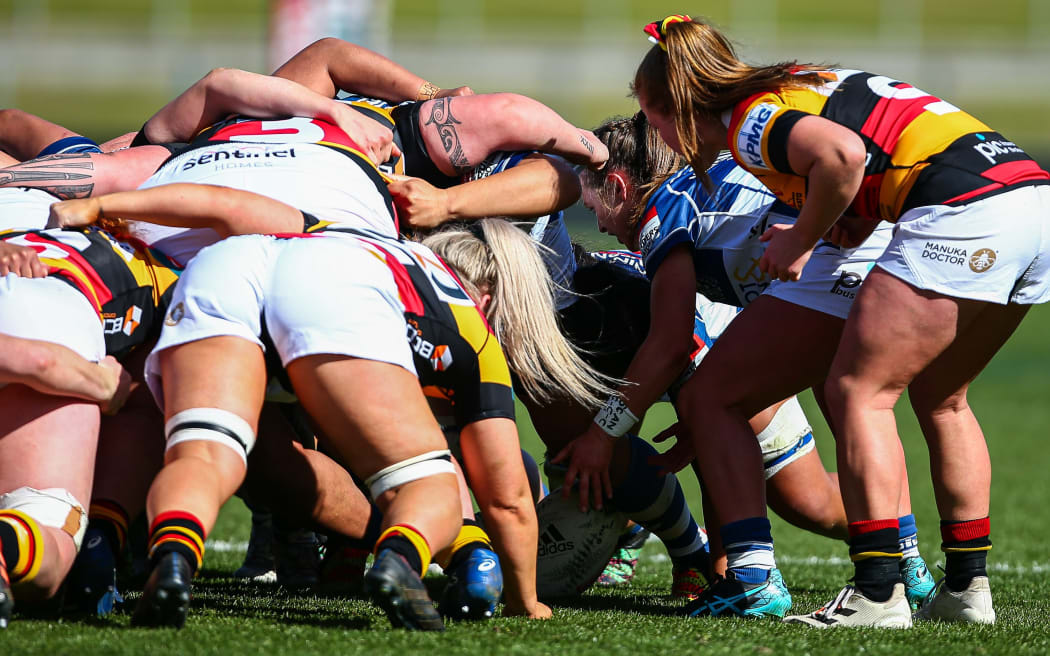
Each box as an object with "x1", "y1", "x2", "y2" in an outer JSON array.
[{"x1": 535, "y1": 488, "x2": 627, "y2": 599}]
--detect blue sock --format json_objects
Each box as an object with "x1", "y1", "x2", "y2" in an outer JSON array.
[
  {"x1": 610, "y1": 435, "x2": 708, "y2": 567},
  {"x1": 898, "y1": 514, "x2": 920, "y2": 559},
  {"x1": 722, "y1": 517, "x2": 775, "y2": 584}
]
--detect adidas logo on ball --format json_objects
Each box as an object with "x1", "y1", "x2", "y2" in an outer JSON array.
[{"x1": 538, "y1": 525, "x2": 574, "y2": 556}]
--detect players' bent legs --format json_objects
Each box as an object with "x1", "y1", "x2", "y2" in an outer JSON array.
[
  {"x1": 814, "y1": 268, "x2": 1025, "y2": 625},
  {"x1": 0, "y1": 386, "x2": 96, "y2": 601}
]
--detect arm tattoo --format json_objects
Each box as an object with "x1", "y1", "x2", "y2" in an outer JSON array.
[
  {"x1": 0, "y1": 154, "x2": 96, "y2": 199},
  {"x1": 422, "y1": 98, "x2": 470, "y2": 173},
  {"x1": 579, "y1": 134, "x2": 595, "y2": 156}
]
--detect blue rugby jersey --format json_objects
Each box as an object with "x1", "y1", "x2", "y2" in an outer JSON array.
[{"x1": 636, "y1": 154, "x2": 799, "y2": 307}]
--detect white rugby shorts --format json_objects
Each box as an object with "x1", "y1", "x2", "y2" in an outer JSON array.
[
  {"x1": 765, "y1": 222, "x2": 894, "y2": 319},
  {"x1": 0, "y1": 274, "x2": 105, "y2": 362},
  {"x1": 876, "y1": 185, "x2": 1050, "y2": 304},
  {"x1": 145, "y1": 234, "x2": 415, "y2": 408}
]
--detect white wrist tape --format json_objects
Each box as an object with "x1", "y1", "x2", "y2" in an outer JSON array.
[{"x1": 593, "y1": 395, "x2": 638, "y2": 438}]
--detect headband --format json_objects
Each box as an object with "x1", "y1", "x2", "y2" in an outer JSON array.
[{"x1": 643, "y1": 14, "x2": 692, "y2": 51}]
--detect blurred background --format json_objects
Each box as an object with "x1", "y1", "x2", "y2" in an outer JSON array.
[{"x1": 1, "y1": 0, "x2": 1048, "y2": 237}]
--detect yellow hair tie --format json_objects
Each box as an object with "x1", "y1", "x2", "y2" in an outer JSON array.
[{"x1": 643, "y1": 14, "x2": 692, "y2": 51}]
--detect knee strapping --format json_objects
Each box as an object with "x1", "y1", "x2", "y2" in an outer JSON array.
[
  {"x1": 165, "y1": 408, "x2": 257, "y2": 466},
  {"x1": 0, "y1": 486, "x2": 88, "y2": 550},
  {"x1": 365, "y1": 450, "x2": 455, "y2": 499}
]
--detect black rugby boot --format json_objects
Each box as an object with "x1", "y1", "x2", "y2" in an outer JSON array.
[
  {"x1": 363, "y1": 549, "x2": 445, "y2": 631},
  {"x1": 131, "y1": 552, "x2": 193, "y2": 629}
]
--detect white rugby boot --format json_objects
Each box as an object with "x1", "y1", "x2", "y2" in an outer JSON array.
[
  {"x1": 783, "y1": 583, "x2": 912, "y2": 628},
  {"x1": 914, "y1": 575, "x2": 995, "y2": 624}
]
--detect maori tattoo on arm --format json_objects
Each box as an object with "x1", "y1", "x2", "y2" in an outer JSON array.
[
  {"x1": 0, "y1": 153, "x2": 95, "y2": 199},
  {"x1": 422, "y1": 98, "x2": 470, "y2": 173}
]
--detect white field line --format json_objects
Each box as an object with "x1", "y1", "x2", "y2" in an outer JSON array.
[
  {"x1": 643, "y1": 550, "x2": 1050, "y2": 574},
  {"x1": 207, "y1": 539, "x2": 1049, "y2": 575}
]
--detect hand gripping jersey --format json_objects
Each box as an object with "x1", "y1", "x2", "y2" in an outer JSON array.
[
  {"x1": 1, "y1": 228, "x2": 180, "y2": 358},
  {"x1": 636, "y1": 155, "x2": 799, "y2": 306},
  {"x1": 726, "y1": 69, "x2": 1050, "y2": 221}
]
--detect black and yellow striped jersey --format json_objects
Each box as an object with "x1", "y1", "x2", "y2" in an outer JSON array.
[
  {"x1": 1, "y1": 227, "x2": 181, "y2": 359},
  {"x1": 726, "y1": 69, "x2": 1050, "y2": 222}
]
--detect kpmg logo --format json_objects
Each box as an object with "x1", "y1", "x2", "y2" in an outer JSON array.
[{"x1": 737, "y1": 103, "x2": 778, "y2": 169}]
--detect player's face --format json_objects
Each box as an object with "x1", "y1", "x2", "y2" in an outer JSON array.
[
  {"x1": 582, "y1": 182, "x2": 634, "y2": 248},
  {"x1": 639, "y1": 94, "x2": 682, "y2": 155}
]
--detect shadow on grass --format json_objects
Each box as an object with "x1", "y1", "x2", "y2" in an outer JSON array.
[{"x1": 545, "y1": 591, "x2": 685, "y2": 617}]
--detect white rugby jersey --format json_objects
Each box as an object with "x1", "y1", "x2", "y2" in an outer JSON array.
[{"x1": 0, "y1": 187, "x2": 57, "y2": 232}]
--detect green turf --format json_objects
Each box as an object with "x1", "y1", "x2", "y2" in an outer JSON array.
[{"x1": 3, "y1": 304, "x2": 1048, "y2": 653}]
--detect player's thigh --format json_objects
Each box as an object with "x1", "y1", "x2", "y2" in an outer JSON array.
[
  {"x1": 678, "y1": 295, "x2": 842, "y2": 417},
  {"x1": 828, "y1": 267, "x2": 988, "y2": 400}
]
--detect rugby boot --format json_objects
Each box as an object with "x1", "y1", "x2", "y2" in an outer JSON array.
[
  {"x1": 686, "y1": 568, "x2": 792, "y2": 619},
  {"x1": 784, "y1": 583, "x2": 912, "y2": 628},
  {"x1": 64, "y1": 526, "x2": 124, "y2": 617},
  {"x1": 319, "y1": 539, "x2": 370, "y2": 596},
  {"x1": 0, "y1": 552, "x2": 12, "y2": 629},
  {"x1": 671, "y1": 565, "x2": 709, "y2": 601},
  {"x1": 233, "y1": 509, "x2": 276, "y2": 583},
  {"x1": 131, "y1": 552, "x2": 193, "y2": 629},
  {"x1": 364, "y1": 548, "x2": 444, "y2": 631},
  {"x1": 914, "y1": 575, "x2": 995, "y2": 624},
  {"x1": 273, "y1": 528, "x2": 321, "y2": 591},
  {"x1": 596, "y1": 526, "x2": 649, "y2": 587},
  {"x1": 439, "y1": 547, "x2": 503, "y2": 620},
  {"x1": 899, "y1": 555, "x2": 936, "y2": 611}
]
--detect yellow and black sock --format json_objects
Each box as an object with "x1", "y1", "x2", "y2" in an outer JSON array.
[
  {"x1": 375, "y1": 524, "x2": 431, "y2": 577},
  {"x1": 148, "y1": 511, "x2": 205, "y2": 575},
  {"x1": 88, "y1": 499, "x2": 130, "y2": 557},
  {"x1": 848, "y1": 519, "x2": 902, "y2": 602},
  {"x1": 941, "y1": 517, "x2": 991, "y2": 592},
  {"x1": 0, "y1": 510, "x2": 45, "y2": 585},
  {"x1": 442, "y1": 519, "x2": 492, "y2": 572}
]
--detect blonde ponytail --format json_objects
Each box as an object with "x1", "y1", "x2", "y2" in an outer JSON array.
[{"x1": 420, "y1": 219, "x2": 617, "y2": 408}]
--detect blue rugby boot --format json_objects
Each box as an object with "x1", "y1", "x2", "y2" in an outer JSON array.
[
  {"x1": 439, "y1": 547, "x2": 503, "y2": 620},
  {"x1": 900, "y1": 556, "x2": 936, "y2": 611},
  {"x1": 64, "y1": 525, "x2": 125, "y2": 617},
  {"x1": 686, "y1": 568, "x2": 792, "y2": 619}
]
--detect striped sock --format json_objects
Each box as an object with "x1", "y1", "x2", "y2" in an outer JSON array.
[
  {"x1": 898, "y1": 514, "x2": 920, "y2": 559},
  {"x1": 941, "y1": 517, "x2": 991, "y2": 592},
  {"x1": 722, "y1": 517, "x2": 775, "y2": 584},
  {"x1": 849, "y1": 519, "x2": 902, "y2": 602},
  {"x1": 375, "y1": 524, "x2": 432, "y2": 576},
  {"x1": 610, "y1": 435, "x2": 709, "y2": 567},
  {"x1": 88, "y1": 500, "x2": 130, "y2": 556},
  {"x1": 0, "y1": 510, "x2": 45, "y2": 584},
  {"x1": 443, "y1": 519, "x2": 492, "y2": 571},
  {"x1": 148, "y1": 511, "x2": 205, "y2": 575}
]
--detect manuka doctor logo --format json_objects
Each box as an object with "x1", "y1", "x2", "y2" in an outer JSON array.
[
  {"x1": 538, "y1": 524, "x2": 574, "y2": 556},
  {"x1": 922, "y1": 242, "x2": 967, "y2": 266}
]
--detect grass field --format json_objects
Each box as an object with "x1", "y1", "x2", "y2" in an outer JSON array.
[{"x1": 2, "y1": 300, "x2": 1048, "y2": 653}]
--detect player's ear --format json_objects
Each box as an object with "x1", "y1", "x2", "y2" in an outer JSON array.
[{"x1": 607, "y1": 170, "x2": 630, "y2": 204}]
